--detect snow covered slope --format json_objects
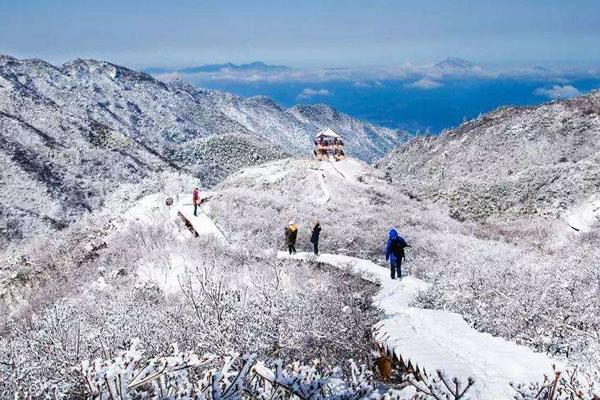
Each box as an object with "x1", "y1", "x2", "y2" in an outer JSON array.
[
  {"x1": 377, "y1": 90, "x2": 600, "y2": 221},
  {"x1": 278, "y1": 252, "x2": 555, "y2": 399},
  {"x1": 116, "y1": 191, "x2": 226, "y2": 293}
]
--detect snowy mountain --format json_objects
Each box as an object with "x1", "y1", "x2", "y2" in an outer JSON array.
[
  {"x1": 0, "y1": 54, "x2": 404, "y2": 245},
  {"x1": 433, "y1": 57, "x2": 479, "y2": 70},
  {"x1": 430, "y1": 57, "x2": 484, "y2": 76},
  {"x1": 193, "y1": 91, "x2": 406, "y2": 163},
  {"x1": 377, "y1": 90, "x2": 600, "y2": 221},
  {"x1": 5, "y1": 53, "x2": 600, "y2": 399}
]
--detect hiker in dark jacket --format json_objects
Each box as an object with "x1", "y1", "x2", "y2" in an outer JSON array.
[
  {"x1": 385, "y1": 229, "x2": 410, "y2": 280},
  {"x1": 310, "y1": 221, "x2": 321, "y2": 255},
  {"x1": 285, "y1": 221, "x2": 298, "y2": 255}
]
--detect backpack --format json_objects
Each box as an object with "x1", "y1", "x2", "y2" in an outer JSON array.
[{"x1": 391, "y1": 237, "x2": 408, "y2": 257}]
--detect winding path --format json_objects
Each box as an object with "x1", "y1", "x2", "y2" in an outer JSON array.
[
  {"x1": 277, "y1": 251, "x2": 555, "y2": 399},
  {"x1": 170, "y1": 179, "x2": 556, "y2": 398}
]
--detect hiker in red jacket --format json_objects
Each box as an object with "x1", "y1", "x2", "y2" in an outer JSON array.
[{"x1": 192, "y1": 188, "x2": 200, "y2": 217}]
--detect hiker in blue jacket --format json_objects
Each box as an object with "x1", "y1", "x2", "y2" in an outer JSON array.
[{"x1": 385, "y1": 229, "x2": 410, "y2": 280}]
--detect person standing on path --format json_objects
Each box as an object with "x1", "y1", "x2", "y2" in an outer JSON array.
[
  {"x1": 385, "y1": 228, "x2": 410, "y2": 280},
  {"x1": 310, "y1": 221, "x2": 321, "y2": 255},
  {"x1": 192, "y1": 188, "x2": 200, "y2": 217},
  {"x1": 285, "y1": 221, "x2": 298, "y2": 255}
]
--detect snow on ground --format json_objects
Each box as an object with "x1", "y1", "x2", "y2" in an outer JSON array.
[
  {"x1": 563, "y1": 195, "x2": 600, "y2": 233},
  {"x1": 322, "y1": 158, "x2": 372, "y2": 183},
  {"x1": 229, "y1": 161, "x2": 291, "y2": 184},
  {"x1": 136, "y1": 254, "x2": 191, "y2": 295},
  {"x1": 121, "y1": 192, "x2": 178, "y2": 224},
  {"x1": 119, "y1": 191, "x2": 226, "y2": 292},
  {"x1": 314, "y1": 168, "x2": 332, "y2": 204},
  {"x1": 278, "y1": 251, "x2": 555, "y2": 399},
  {"x1": 177, "y1": 193, "x2": 227, "y2": 242}
]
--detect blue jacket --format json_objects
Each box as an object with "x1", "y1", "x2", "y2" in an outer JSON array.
[{"x1": 385, "y1": 229, "x2": 409, "y2": 263}]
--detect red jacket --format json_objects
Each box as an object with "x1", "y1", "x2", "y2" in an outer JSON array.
[{"x1": 192, "y1": 189, "x2": 200, "y2": 204}]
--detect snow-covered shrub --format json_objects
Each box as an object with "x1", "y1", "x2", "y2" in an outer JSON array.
[
  {"x1": 0, "y1": 204, "x2": 381, "y2": 396},
  {"x1": 1, "y1": 337, "x2": 390, "y2": 399},
  {"x1": 404, "y1": 370, "x2": 474, "y2": 400},
  {"x1": 47, "y1": 341, "x2": 385, "y2": 399},
  {"x1": 512, "y1": 365, "x2": 600, "y2": 399}
]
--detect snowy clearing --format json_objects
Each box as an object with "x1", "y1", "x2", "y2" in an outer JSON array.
[
  {"x1": 320, "y1": 158, "x2": 369, "y2": 183},
  {"x1": 277, "y1": 251, "x2": 556, "y2": 399},
  {"x1": 563, "y1": 195, "x2": 600, "y2": 233},
  {"x1": 120, "y1": 192, "x2": 227, "y2": 292}
]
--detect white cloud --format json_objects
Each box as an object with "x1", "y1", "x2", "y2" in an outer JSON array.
[
  {"x1": 533, "y1": 85, "x2": 580, "y2": 99},
  {"x1": 404, "y1": 78, "x2": 443, "y2": 90},
  {"x1": 352, "y1": 81, "x2": 372, "y2": 88},
  {"x1": 297, "y1": 88, "x2": 331, "y2": 99},
  {"x1": 351, "y1": 80, "x2": 383, "y2": 88},
  {"x1": 147, "y1": 63, "x2": 600, "y2": 87}
]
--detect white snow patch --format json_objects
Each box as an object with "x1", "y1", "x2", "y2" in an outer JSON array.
[
  {"x1": 320, "y1": 158, "x2": 373, "y2": 184},
  {"x1": 136, "y1": 254, "x2": 189, "y2": 295},
  {"x1": 314, "y1": 169, "x2": 331, "y2": 204},
  {"x1": 563, "y1": 195, "x2": 600, "y2": 233},
  {"x1": 234, "y1": 162, "x2": 290, "y2": 184}
]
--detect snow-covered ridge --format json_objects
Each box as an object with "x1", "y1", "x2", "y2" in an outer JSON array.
[
  {"x1": 377, "y1": 90, "x2": 600, "y2": 221},
  {"x1": 0, "y1": 53, "x2": 406, "y2": 245}
]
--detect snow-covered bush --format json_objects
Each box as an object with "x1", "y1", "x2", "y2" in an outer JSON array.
[
  {"x1": 68, "y1": 341, "x2": 380, "y2": 399},
  {"x1": 512, "y1": 365, "x2": 600, "y2": 399},
  {"x1": 0, "y1": 204, "x2": 381, "y2": 396}
]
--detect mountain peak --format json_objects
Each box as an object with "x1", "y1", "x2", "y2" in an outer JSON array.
[{"x1": 434, "y1": 57, "x2": 479, "y2": 70}]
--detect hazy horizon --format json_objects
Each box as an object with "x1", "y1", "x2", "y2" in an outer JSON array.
[
  {"x1": 3, "y1": 0, "x2": 600, "y2": 134},
  {"x1": 2, "y1": 0, "x2": 600, "y2": 69}
]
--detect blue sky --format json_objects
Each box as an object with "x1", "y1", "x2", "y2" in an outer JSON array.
[{"x1": 1, "y1": 0, "x2": 600, "y2": 68}]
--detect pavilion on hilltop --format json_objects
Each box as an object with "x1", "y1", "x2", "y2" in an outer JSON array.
[{"x1": 313, "y1": 128, "x2": 345, "y2": 161}]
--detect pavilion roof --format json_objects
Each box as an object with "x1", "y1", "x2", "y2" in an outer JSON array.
[{"x1": 315, "y1": 128, "x2": 342, "y2": 139}]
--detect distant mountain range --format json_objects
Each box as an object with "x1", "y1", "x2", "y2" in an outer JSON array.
[
  {"x1": 143, "y1": 57, "x2": 598, "y2": 82},
  {"x1": 434, "y1": 57, "x2": 479, "y2": 69},
  {"x1": 0, "y1": 54, "x2": 406, "y2": 245},
  {"x1": 152, "y1": 57, "x2": 599, "y2": 134},
  {"x1": 144, "y1": 61, "x2": 292, "y2": 75}
]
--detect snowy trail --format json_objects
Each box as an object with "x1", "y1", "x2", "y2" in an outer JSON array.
[
  {"x1": 177, "y1": 195, "x2": 227, "y2": 243},
  {"x1": 314, "y1": 169, "x2": 332, "y2": 204},
  {"x1": 277, "y1": 251, "x2": 555, "y2": 399}
]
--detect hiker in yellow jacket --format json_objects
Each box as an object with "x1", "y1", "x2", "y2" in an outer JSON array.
[{"x1": 285, "y1": 221, "x2": 298, "y2": 255}]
